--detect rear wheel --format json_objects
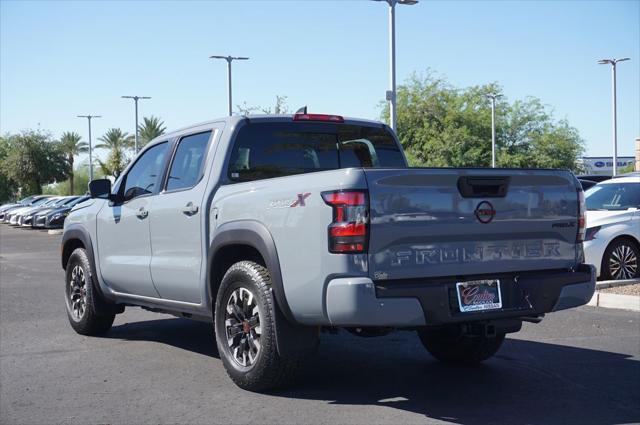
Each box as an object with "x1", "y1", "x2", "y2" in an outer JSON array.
[
  {"x1": 418, "y1": 326, "x2": 505, "y2": 363},
  {"x1": 601, "y1": 238, "x2": 640, "y2": 280},
  {"x1": 64, "y1": 248, "x2": 115, "y2": 336},
  {"x1": 214, "y1": 261, "x2": 303, "y2": 391}
]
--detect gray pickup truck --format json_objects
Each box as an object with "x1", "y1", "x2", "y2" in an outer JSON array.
[{"x1": 61, "y1": 113, "x2": 595, "y2": 391}]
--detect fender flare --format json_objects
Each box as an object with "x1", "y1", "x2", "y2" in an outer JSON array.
[
  {"x1": 207, "y1": 221, "x2": 318, "y2": 356},
  {"x1": 61, "y1": 225, "x2": 117, "y2": 312},
  {"x1": 208, "y1": 220, "x2": 294, "y2": 322}
]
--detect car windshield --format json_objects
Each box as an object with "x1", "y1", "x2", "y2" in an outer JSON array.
[
  {"x1": 42, "y1": 198, "x2": 59, "y2": 207},
  {"x1": 31, "y1": 197, "x2": 51, "y2": 206},
  {"x1": 585, "y1": 183, "x2": 640, "y2": 211},
  {"x1": 58, "y1": 197, "x2": 77, "y2": 206}
]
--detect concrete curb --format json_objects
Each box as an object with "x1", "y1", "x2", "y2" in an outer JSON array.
[
  {"x1": 47, "y1": 229, "x2": 63, "y2": 235},
  {"x1": 588, "y1": 292, "x2": 640, "y2": 312},
  {"x1": 596, "y1": 278, "x2": 640, "y2": 290}
]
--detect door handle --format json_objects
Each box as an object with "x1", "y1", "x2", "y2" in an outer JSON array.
[
  {"x1": 182, "y1": 202, "x2": 199, "y2": 216},
  {"x1": 136, "y1": 207, "x2": 148, "y2": 219}
]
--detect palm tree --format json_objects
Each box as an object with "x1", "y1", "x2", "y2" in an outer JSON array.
[
  {"x1": 96, "y1": 128, "x2": 134, "y2": 178},
  {"x1": 138, "y1": 116, "x2": 166, "y2": 148},
  {"x1": 60, "y1": 131, "x2": 88, "y2": 194}
]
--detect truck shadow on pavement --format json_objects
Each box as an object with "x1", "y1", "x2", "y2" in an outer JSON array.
[
  {"x1": 106, "y1": 318, "x2": 639, "y2": 425},
  {"x1": 107, "y1": 318, "x2": 219, "y2": 358}
]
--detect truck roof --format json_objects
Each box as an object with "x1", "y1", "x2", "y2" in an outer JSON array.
[{"x1": 157, "y1": 114, "x2": 387, "y2": 144}]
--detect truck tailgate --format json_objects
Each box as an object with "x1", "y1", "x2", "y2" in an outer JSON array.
[{"x1": 364, "y1": 168, "x2": 580, "y2": 281}]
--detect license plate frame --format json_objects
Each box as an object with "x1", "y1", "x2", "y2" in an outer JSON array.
[{"x1": 456, "y1": 279, "x2": 502, "y2": 313}]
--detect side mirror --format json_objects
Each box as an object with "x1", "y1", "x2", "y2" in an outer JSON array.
[{"x1": 88, "y1": 179, "x2": 112, "y2": 199}]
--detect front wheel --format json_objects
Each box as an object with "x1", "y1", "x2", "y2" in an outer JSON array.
[
  {"x1": 214, "y1": 261, "x2": 303, "y2": 391},
  {"x1": 418, "y1": 327, "x2": 505, "y2": 363},
  {"x1": 64, "y1": 248, "x2": 115, "y2": 335}
]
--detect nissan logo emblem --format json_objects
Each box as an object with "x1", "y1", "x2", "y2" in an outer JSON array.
[{"x1": 475, "y1": 201, "x2": 496, "y2": 224}]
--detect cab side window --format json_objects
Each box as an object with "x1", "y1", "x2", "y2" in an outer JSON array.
[
  {"x1": 166, "y1": 131, "x2": 211, "y2": 191},
  {"x1": 121, "y1": 142, "x2": 169, "y2": 202}
]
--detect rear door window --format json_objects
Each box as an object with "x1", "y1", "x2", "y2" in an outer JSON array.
[
  {"x1": 166, "y1": 131, "x2": 212, "y2": 191},
  {"x1": 228, "y1": 122, "x2": 404, "y2": 182}
]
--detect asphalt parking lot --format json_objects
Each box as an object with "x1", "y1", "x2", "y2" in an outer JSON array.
[{"x1": 1, "y1": 224, "x2": 639, "y2": 425}]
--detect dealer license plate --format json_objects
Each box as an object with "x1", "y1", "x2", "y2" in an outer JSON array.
[{"x1": 456, "y1": 279, "x2": 502, "y2": 313}]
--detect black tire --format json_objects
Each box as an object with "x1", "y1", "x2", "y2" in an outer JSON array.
[
  {"x1": 64, "y1": 248, "x2": 115, "y2": 336},
  {"x1": 418, "y1": 327, "x2": 505, "y2": 363},
  {"x1": 600, "y1": 237, "x2": 640, "y2": 281},
  {"x1": 214, "y1": 261, "x2": 302, "y2": 391}
]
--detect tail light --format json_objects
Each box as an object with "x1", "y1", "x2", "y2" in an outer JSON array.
[
  {"x1": 293, "y1": 113, "x2": 344, "y2": 123},
  {"x1": 322, "y1": 190, "x2": 368, "y2": 253},
  {"x1": 577, "y1": 189, "x2": 586, "y2": 242}
]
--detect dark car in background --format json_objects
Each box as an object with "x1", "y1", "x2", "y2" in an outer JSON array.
[
  {"x1": 21, "y1": 196, "x2": 79, "y2": 227},
  {"x1": 34, "y1": 196, "x2": 89, "y2": 229},
  {"x1": 14, "y1": 197, "x2": 65, "y2": 226}
]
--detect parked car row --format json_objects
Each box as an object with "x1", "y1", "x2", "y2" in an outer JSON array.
[{"x1": 0, "y1": 195, "x2": 89, "y2": 229}]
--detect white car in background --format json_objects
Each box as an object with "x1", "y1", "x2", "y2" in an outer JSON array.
[{"x1": 584, "y1": 175, "x2": 640, "y2": 280}]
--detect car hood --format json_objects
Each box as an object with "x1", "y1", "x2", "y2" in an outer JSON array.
[
  {"x1": 0, "y1": 203, "x2": 20, "y2": 212},
  {"x1": 31, "y1": 207, "x2": 57, "y2": 216},
  {"x1": 586, "y1": 209, "x2": 636, "y2": 228},
  {"x1": 47, "y1": 207, "x2": 71, "y2": 216},
  {"x1": 8, "y1": 206, "x2": 33, "y2": 215}
]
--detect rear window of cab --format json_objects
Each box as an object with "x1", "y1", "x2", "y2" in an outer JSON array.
[{"x1": 227, "y1": 122, "x2": 406, "y2": 182}]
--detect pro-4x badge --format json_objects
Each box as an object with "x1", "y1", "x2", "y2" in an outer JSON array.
[
  {"x1": 291, "y1": 193, "x2": 311, "y2": 207},
  {"x1": 268, "y1": 193, "x2": 311, "y2": 209}
]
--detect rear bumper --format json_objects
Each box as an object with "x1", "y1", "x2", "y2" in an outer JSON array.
[{"x1": 324, "y1": 265, "x2": 595, "y2": 327}]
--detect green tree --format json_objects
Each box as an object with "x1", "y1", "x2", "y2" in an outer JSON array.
[
  {"x1": 382, "y1": 72, "x2": 584, "y2": 171},
  {"x1": 0, "y1": 130, "x2": 70, "y2": 195},
  {"x1": 95, "y1": 128, "x2": 134, "y2": 178},
  {"x1": 43, "y1": 164, "x2": 92, "y2": 196},
  {"x1": 59, "y1": 131, "x2": 88, "y2": 195},
  {"x1": 236, "y1": 95, "x2": 290, "y2": 116},
  {"x1": 138, "y1": 116, "x2": 166, "y2": 148},
  {"x1": 0, "y1": 135, "x2": 18, "y2": 202}
]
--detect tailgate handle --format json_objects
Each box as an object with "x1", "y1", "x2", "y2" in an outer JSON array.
[{"x1": 457, "y1": 176, "x2": 510, "y2": 198}]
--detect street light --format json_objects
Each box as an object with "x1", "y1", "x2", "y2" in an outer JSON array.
[
  {"x1": 209, "y1": 55, "x2": 250, "y2": 116},
  {"x1": 121, "y1": 95, "x2": 151, "y2": 153},
  {"x1": 598, "y1": 57, "x2": 630, "y2": 176},
  {"x1": 485, "y1": 93, "x2": 502, "y2": 168},
  {"x1": 374, "y1": 0, "x2": 419, "y2": 133},
  {"x1": 77, "y1": 115, "x2": 101, "y2": 181}
]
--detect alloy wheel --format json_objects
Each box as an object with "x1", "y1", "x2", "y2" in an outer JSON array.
[
  {"x1": 609, "y1": 244, "x2": 638, "y2": 280},
  {"x1": 224, "y1": 287, "x2": 262, "y2": 367},
  {"x1": 68, "y1": 265, "x2": 87, "y2": 320}
]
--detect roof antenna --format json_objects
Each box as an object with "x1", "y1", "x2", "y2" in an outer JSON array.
[{"x1": 295, "y1": 106, "x2": 307, "y2": 114}]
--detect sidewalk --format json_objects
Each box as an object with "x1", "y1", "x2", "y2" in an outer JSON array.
[{"x1": 587, "y1": 279, "x2": 640, "y2": 312}]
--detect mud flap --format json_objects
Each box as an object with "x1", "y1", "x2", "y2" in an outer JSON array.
[{"x1": 273, "y1": 296, "x2": 319, "y2": 358}]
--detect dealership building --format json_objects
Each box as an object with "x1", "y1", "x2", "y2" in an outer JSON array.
[{"x1": 579, "y1": 156, "x2": 635, "y2": 175}]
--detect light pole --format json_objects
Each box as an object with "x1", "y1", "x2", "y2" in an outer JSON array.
[
  {"x1": 209, "y1": 55, "x2": 249, "y2": 116},
  {"x1": 485, "y1": 94, "x2": 502, "y2": 168},
  {"x1": 122, "y1": 95, "x2": 151, "y2": 153},
  {"x1": 374, "y1": 0, "x2": 418, "y2": 133},
  {"x1": 77, "y1": 115, "x2": 101, "y2": 181},
  {"x1": 598, "y1": 57, "x2": 630, "y2": 176}
]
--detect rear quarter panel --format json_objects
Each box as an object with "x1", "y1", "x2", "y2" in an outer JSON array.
[{"x1": 212, "y1": 168, "x2": 368, "y2": 324}]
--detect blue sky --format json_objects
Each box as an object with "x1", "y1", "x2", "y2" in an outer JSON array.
[{"x1": 1, "y1": 0, "x2": 639, "y2": 164}]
